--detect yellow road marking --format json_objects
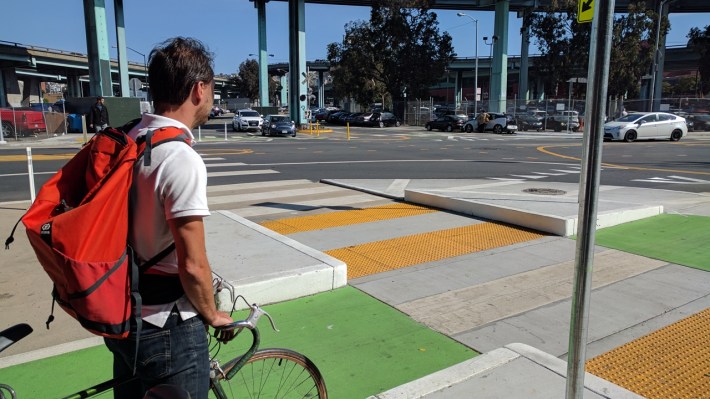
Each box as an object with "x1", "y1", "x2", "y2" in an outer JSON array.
[
  {"x1": 0, "y1": 154, "x2": 75, "y2": 162},
  {"x1": 586, "y1": 307, "x2": 710, "y2": 399},
  {"x1": 326, "y1": 222, "x2": 546, "y2": 279},
  {"x1": 260, "y1": 203, "x2": 437, "y2": 234},
  {"x1": 537, "y1": 144, "x2": 710, "y2": 176}
]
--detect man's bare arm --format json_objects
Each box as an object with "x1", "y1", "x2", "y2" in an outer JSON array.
[{"x1": 168, "y1": 216, "x2": 233, "y2": 328}]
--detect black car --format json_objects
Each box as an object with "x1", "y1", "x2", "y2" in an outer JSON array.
[
  {"x1": 425, "y1": 115, "x2": 467, "y2": 132},
  {"x1": 515, "y1": 114, "x2": 543, "y2": 131},
  {"x1": 262, "y1": 114, "x2": 296, "y2": 137},
  {"x1": 326, "y1": 111, "x2": 346, "y2": 124},
  {"x1": 358, "y1": 112, "x2": 401, "y2": 127}
]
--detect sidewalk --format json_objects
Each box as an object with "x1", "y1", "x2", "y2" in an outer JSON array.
[{"x1": 1, "y1": 176, "x2": 708, "y2": 396}]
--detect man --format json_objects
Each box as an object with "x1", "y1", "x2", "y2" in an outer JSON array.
[
  {"x1": 476, "y1": 111, "x2": 490, "y2": 133},
  {"x1": 103, "y1": 37, "x2": 234, "y2": 399},
  {"x1": 88, "y1": 96, "x2": 109, "y2": 132}
]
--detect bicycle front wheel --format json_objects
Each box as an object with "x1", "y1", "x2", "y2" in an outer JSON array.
[{"x1": 213, "y1": 348, "x2": 327, "y2": 399}]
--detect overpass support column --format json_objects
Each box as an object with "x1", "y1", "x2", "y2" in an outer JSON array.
[
  {"x1": 256, "y1": 0, "x2": 269, "y2": 107},
  {"x1": 21, "y1": 77, "x2": 42, "y2": 106},
  {"x1": 280, "y1": 74, "x2": 288, "y2": 107},
  {"x1": 67, "y1": 75, "x2": 82, "y2": 98},
  {"x1": 82, "y1": 0, "x2": 113, "y2": 97},
  {"x1": 318, "y1": 70, "x2": 324, "y2": 108},
  {"x1": 490, "y1": 0, "x2": 509, "y2": 113},
  {"x1": 114, "y1": 0, "x2": 129, "y2": 97},
  {"x1": 0, "y1": 69, "x2": 22, "y2": 107},
  {"x1": 288, "y1": 0, "x2": 307, "y2": 125},
  {"x1": 455, "y1": 70, "x2": 463, "y2": 110},
  {"x1": 518, "y1": 10, "x2": 531, "y2": 107}
]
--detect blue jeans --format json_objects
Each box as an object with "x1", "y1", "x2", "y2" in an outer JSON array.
[{"x1": 104, "y1": 309, "x2": 209, "y2": 399}]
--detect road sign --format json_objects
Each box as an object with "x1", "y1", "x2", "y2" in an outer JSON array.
[{"x1": 578, "y1": 0, "x2": 594, "y2": 23}]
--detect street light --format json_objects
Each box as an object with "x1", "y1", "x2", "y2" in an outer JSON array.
[
  {"x1": 457, "y1": 12, "x2": 478, "y2": 115},
  {"x1": 113, "y1": 45, "x2": 147, "y2": 91},
  {"x1": 483, "y1": 35, "x2": 498, "y2": 110}
]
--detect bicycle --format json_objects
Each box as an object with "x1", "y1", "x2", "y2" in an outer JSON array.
[{"x1": 0, "y1": 277, "x2": 328, "y2": 399}]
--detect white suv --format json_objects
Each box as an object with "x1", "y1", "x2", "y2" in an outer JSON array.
[{"x1": 232, "y1": 109, "x2": 263, "y2": 132}]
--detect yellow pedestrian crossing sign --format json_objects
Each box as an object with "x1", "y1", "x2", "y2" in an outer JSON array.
[{"x1": 578, "y1": 0, "x2": 594, "y2": 23}]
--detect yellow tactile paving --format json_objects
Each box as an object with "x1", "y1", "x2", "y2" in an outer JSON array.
[
  {"x1": 326, "y1": 222, "x2": 546, "y2": 279},
  {"x1": 586, "y1": 307, "x2": 710, "y2": 399},
  {"x1": 259, "y1": 203, "x2": 437, "y2": 234}
]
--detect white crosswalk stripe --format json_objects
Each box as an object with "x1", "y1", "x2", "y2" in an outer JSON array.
[{"x1": 205, "y1": 180, "x2": 393, "y2": 220}]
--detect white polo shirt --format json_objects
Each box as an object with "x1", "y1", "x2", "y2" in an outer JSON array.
[{"x1": 128, "y1": 113, "x2": 210, "y2": 328}]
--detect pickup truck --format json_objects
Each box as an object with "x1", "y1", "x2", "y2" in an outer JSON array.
[{"x1": 1, "y1": 107, "x2": 47, "y2": 137}]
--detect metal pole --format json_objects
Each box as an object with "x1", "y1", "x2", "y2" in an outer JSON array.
[
  {"x1": 475, "y1": 21, "x2": 479, "y2": 115},
  {"x1": 26, "y1": 147, "x2": 36, "y2": 203},
  {"x1": 648, "y1": 0, "x2": 667, "y2": 112},
  {"x1": 565, "y1": 0, "x2": 615, "y2": 398}
]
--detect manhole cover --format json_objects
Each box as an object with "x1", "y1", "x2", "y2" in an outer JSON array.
[{"x1": 523, "y1": 188, "x2": 567, "y2": 195}]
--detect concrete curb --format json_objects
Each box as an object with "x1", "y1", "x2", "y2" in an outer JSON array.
[
  {"x1": 367, "y1": 343, "x2": 645, "y2": 399},
  {"x1": 209, "y1": 210, "x2": 347, "y2": 308},
  {"x1": 405, "y1": 189, "x2": 663, "y2": 236},
  {"x1": 366, "y1": 348, "x2": 519, "y2": 399}
]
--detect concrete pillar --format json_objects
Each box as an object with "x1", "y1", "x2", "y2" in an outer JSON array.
[
  {"x1": 82, "y1": 0, "x2": 113, "y2": 97},
  {"x1": 455, "y1": 70, "x2": 463, "y2": 110},
  {"x1": 1, "y1": 69, "x2": 22, "y2": 107},
  {"x1": 114, "y1": 0, "x2": 129, "y2": 97},
  {"x1": 288, "y1": 0, "x2": 307, "y2": 125},
  {"x1": 67, "y1": 75, "x2": 82, "y2": 98},
  {"x1": 518, "y1": 10, "x2": 530, "y2": 106},
  {"x1": 256, "y1": 0, "x2": 269, "y2": 107},
  {"x1": 490, "y1": 0, "x2": 509, "y2": 113},
  {"x1": 318, "y1": 70, "x2": 325, "y2": 108},
  {"x1": 280, "y1": 74, "x2": 288, "y2": 108},
  {"x1": 21, "y1": 76, "x2": 42, "y2": 106}
]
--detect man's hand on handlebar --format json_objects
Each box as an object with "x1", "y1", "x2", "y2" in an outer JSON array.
[{"x1": 208, "y1": 311, "x2": 237, "y2": 343}]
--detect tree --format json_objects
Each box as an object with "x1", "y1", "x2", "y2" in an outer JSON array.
[
  {"x1": 526, "y1": 1, "x2": 665, "y2": 99},
  {"x1": 688, "y1": 25, "x2": 710, "y2": 95},
  {"x1": 525, "y1": 0, "x2": 591, "y2": 98},
  {"x1": 327, "y1": 0, "x2": 454, "y2": 109},
  {"x1": 230, "y1": 59, "x2": 259, "y2": 101}
]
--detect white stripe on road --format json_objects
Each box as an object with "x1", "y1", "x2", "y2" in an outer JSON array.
[
  {"x1": 208, "y1": 185, "x2": 346, "y2": 205},
  {"x1": 205, "y1": 162, "x2": 247, "y2": 168},
  {"x1": 207, "y1": 180, "x2": 315, "y2": 194},
  {"x1": 207, "y1": 169, "x2": 279, "y2": 178},
  {"x1": 0, "y1": 171, "x2": 56, "y2": 177},
  {"x1": 228, "y1": 194, "x2": 387, "y2": 218}
]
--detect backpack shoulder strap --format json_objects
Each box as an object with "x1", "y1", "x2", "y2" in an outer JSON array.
[{"x1": 137, "y1": 127, "x2": 193, "y2": 167}]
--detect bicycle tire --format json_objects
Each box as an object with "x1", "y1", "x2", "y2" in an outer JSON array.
[{"x1": 212, "y1": 348, "x2": 328, "y2": 399}]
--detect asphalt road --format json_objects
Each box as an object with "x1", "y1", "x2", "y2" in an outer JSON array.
[{"x1": 1, "y1": 119, "x2": 709, "y2": 203}]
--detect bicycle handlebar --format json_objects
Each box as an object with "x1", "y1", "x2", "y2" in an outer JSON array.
[{"x1": 213, "y1": 295, "x2": 279, "y2": 333}]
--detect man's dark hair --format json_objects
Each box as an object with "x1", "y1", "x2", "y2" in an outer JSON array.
[{"x1": 148, "y1": 37, "x2": 214, "y2": 112}]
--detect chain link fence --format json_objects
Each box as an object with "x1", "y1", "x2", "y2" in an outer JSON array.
[{"x1": 395, "y1": 97, "x2": 709, "y2": 132}]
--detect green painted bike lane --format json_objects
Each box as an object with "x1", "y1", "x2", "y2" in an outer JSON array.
[{"x1": 0, "y1": 286, "x2": 476, "y2": 398}]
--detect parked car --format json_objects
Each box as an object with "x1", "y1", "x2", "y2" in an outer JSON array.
[
  {"x1": 462, "y1": 112, "x2": 517, "y2": 134},
  {"x1": 262, "y1": 114, "x2": 296, "y2": 137},
  {"x1": 687, "y1": 114, "x2": 710, "y2": 132},
  {"x1": 547, "y1": 111, "x2": 580, "y2": 132},
  {"x1": 359, "y1": 112, "x2": 401, "y2": 128},
  {"x1": 325, "y1": 111, "x2": 346, "y2": 124},
  {"x1": 425, "y1": 115, "x2": 467, "y2": 132},
  {"x1": 1, "y1": 107, "x2": 47, "y2": 137},
  {"x1": 210, "y1": 105, "x2": 225, "y2": 118},
  {"x1": 603, "y1": 112, "x2": 687, "y2": 142},
  {"x1": 344, "y1": 112, "x2": 364, "y2": 125},
  {"x1": 232, "y1": 109, "x2": 263, "y2": 132},
  {"x1": 515, "y1": 114, "x2": 543, "y2": 131}
]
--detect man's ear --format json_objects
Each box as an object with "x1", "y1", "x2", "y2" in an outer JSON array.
[{"x1": 192, "y1": 81, "x2": 206, "y2": 105}]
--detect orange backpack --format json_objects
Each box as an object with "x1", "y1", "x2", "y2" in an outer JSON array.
[{"x1": 6, "y1": 121, "x2": 191, "y2": 339}]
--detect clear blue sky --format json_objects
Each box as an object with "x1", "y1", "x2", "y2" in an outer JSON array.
[{"x1": 1, "y1": 0, "x2": 707, "y2": 75}]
